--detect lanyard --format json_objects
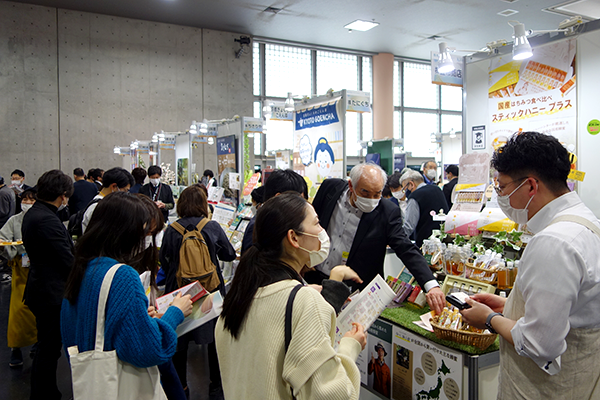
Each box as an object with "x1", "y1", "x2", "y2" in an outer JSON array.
[{"x1": 152, "y1": 184, "x2": 162, "y2": 202}]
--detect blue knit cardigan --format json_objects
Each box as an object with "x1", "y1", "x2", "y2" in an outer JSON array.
[{"x1": 61, "y1": 257, "x2": 184, "y2": 368}]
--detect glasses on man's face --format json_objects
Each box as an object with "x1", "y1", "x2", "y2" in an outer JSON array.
[{"x1": 494, "y1": 177, "x2": 528, "y2": 196}]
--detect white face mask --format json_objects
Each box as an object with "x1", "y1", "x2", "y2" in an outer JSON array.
[
  {"x1": 392, "y1": 190, "x2": 405, "y2": 200},
  {"x1": 251, "y1": 205, "x2": 257, "y2": 216},
  {"x1": 497, "y1": 179, "x2": 535, "y2": 225},
  {"x1": 353, "y1": 193, "x2": 380, "y2": 213},
  {"x1": 144, "y1": 235, "x2": 154, "y2": 250},
  {"x1": 21, "y1": 203, "x2": 33, "y2": 212},
  {"x1": 426, "y1": 169, "x2": 437, "y2": 180},
  {"x1": 11, "y1": 180, "x2": 21, "y2": 187},
  {"x1": 298, "y1": 229, "x2": 330, "y2": 267},
  {"x1": 150, "y1": 178, "x2": 161, "y2": 186}
]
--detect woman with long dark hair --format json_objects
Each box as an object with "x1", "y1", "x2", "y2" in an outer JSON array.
[
  {"x1": 216, "y1": 193, "x2": 366, "y2": 400},
  {"x1": 61, "y1": 192, "x2": 193, "y2": 395}
]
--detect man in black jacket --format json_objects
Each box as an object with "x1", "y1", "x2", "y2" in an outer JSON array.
[
  {"x1": 400, "y1": 169, "x2": 449, "y2": 247},
  {"x1": 443, "y1": 164, "x2": 459, "y2": 209},
  {"x1": 22, "y1": 170, "x2": 74, "y2": 400},
  {"x1": 309, "y1": 163, "x2": 445, "y2": 314},
  {"x1": 140, "y1": 165, "x2": 174, "y2": 223}
]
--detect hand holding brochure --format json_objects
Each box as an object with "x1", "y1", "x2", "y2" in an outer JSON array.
[
  {"x1": 155, "y1": 281, "x2": 208, "y2": 314},
  {"x1": 334, "y1": 274, "x2": 395, "y2": 349}
]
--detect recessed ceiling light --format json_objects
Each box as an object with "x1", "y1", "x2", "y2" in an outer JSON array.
[
  {"x1": 343, "y1": 20, "x2": 379, "y2": 31},
  {"x1": 498, "y1": 9, "x2": 519, "y2": 16}
]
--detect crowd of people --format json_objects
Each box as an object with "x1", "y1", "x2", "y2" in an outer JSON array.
[{"x1": 1, "y1": 131, "x2": 595, "y2": 400}]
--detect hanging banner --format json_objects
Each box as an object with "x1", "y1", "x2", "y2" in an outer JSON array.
[
  {"x1": 159, "y1": 137, "x2": 175, "y2": 150},
  {"x1": 293, "y1": 98, "x2": 344, "y2": 199},
  {"x1": 243, "y1": 119, "x2": 264, "y2": 135},
  {"x1": 346, "y1": 90, "x2": 372, "y2": 113},
  {"x1": 217, "y1": 135, "x2": 237, "y2": 180},
  {"x1": 488, "y1": 39, "x2": 576, "y2": 152},
  {"x1": 270, "y1": 103, "x2": 293, "y2": 121},
  {"x1": 431, "y1": 52, "x2": 464, "y2": 87}
]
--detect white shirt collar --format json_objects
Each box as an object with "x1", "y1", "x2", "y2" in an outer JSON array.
[{"x1": 526, "y1": 191, "x2": 582, "y2": 234}]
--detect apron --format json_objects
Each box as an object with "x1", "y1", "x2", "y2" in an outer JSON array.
[
  {"x1": 498, "y1": 214, "x2": 600, "y2": 400},
  {"x1": 7, "y1": 256, "x2": 37, "y2": 348}
]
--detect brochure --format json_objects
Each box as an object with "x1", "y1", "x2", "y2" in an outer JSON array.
[
  {"x1": 176, "y1": 291, "x2": 224, "y2": 337},
  {"x1": 334, "y1": 274, "x2": 396, "y2": 349},
  {"x1": 155, "y1": 281, "x2": 208, "y2": 314}
]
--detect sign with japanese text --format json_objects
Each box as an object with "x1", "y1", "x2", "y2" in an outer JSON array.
[
  {"x1": 391, "y1": 326, "x2": 463, "y2": 400},
  {"x1": 488, "y1": 39, "x2": 576, "y2": 153},
  {"x1": 346, "y1": 90, "x2": 372, "y2": 113},
  {"x1": 431, "y1": 52, "x2": 464, "y2": 87}
]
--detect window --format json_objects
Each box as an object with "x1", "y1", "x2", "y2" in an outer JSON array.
[
  {"x1": 393, "y1": 60, "x2": 463, "y2": 156},
  {"x1": 253, "y1": 41, "x2": 373, "y2": 157}
]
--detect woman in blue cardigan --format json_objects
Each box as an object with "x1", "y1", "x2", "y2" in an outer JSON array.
[{"x1": 61, "y1": 192, "x2": 193, "y2": 395}]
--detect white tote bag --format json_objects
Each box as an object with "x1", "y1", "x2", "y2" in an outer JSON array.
[{"x1": 68, "y1": 263, "x2": 167, "y2": 400}]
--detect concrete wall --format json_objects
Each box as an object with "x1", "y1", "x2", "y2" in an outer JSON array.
[{"x1": 0, "y1": 1, "x2": 252, "y2": 184}]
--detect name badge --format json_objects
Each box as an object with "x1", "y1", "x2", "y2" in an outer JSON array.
[
  {"x1": 21, "y1": 253, "x2": 30, "y2": 268},
  {"x1": 341, "y1": 251, "x2": 349, "y2": 264}
]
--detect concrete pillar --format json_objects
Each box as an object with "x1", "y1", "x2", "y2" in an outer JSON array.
[{"x1": 372, "y1": 53, "x2": 394, "y2": 140}]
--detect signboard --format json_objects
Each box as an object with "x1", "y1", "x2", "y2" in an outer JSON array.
[
  {"x1": 270, "y1": 103, "x2": 293, "y2": 121},
  {"x1": 471, "y1": 125, "x2": 486, "y2": 150},
  {"x1": 357, "y1": 319, "x2": 393, "y2": 398},
  {"x1": 159, "y1": 137, "x2": 175, "y2": 150},
  {"x1": 392, "y1": 326, "x2": 463, "y2": 400},
  {"x1": 217, "y1": 135, "x2": 237, "y2": 178},
  {"x1": 346, "y1": 90, "x2": 372, "y2": 113},
  {"x1": 431, "y1": 52, "x2": 464, "y2": 87}
]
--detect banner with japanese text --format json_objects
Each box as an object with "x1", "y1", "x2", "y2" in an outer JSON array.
[
  {"x1": 488, "y1": 39, "x2": 576, "y2": 152},
  {"x1": 293, "y1": 98, "x2": 344, "y2": 199}
]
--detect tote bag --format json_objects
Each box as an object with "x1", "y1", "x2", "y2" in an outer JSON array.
[{"x1": 67, "y1": 263, "x2": 167, "y2": 400}]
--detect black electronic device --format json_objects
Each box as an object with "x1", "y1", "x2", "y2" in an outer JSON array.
[{"x1": 446, "y1": 292, "x2": 472, "y2": 310}]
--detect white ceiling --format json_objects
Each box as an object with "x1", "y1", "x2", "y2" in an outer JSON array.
[{"x1": 8, "y1": 0, "x2": 600, "y2": 59}]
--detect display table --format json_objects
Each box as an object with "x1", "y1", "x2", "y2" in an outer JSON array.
[{"x1": 359, "y1": 303, "x2": 499, "y2": 400}]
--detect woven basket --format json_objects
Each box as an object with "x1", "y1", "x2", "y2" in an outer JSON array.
[
  {"x1": 431, "y1": 318, "x2": 497, "y2": 350},
  {"x1": 465, "y1": 262, "x2": 498, "y2": 285}
]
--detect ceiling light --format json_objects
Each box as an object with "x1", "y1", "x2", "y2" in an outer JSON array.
[
  {"x1": 343, "y1": 20, "x2": 379, "y2": 32},
  {"x1": 113, "y1": 146, "x2": 120, "y2": 154},
  {"x1": 437, "y1": 42, "x2": 455, "y2": 73},
  {"x1": 284, "y1": 92, "x2": 295, "y2": 112},
  {"x1": 512, "y1": 22, "x2": 533, "y2": 60},
  {"x1": 207, "y1": 137, "x2": 214, "y2": 145},
  {"x1": 449, "y1": 129, "x2": 456, "y2": 139}
]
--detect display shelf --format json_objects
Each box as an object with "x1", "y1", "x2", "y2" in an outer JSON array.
[{"x1": 380, "y1": 303, "x2": 499, "y2": 355}]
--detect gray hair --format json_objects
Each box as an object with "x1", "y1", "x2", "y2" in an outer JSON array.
[
  {"x1": 350, "y1": 163, "x2": 387, "y2": 188},
  {"x1": 400, "y1": 169, "x2": 424, "y2": 186}
]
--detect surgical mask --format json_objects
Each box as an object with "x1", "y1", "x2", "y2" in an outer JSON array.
[
  {"x1": 21, "y1": 203, "x2": 33, "y2": 212},
  {"x1": 58, "y1": 203, "x2": 67, "y2": 212},
  {"x1": 392, "y1": 190, "x2": 405, "y2": 200},
  {"x1": 298, "y1": 229, "x2": 330, "y2": 267},
  {"x1": 251, "y1": 205, "x2": 257, "y2": 215},
  {"x1": 150, "y1": 178, "x2": 161, "y2": 186},
  {"x1": 497, "y1": 179, "x2": 535, "y2": 225},
  {"x1": 353, "y1": 193, "x2": 380, "y2": 213},
  {"x1": 144, "y1": 236, "x2": 154, "y2": 250},
  {"x1": 11, "y1": 180, "x2": 21, "y2": 187},
  {"x1": 426, "y1": 169, "x2": 437, "y2": 180}
]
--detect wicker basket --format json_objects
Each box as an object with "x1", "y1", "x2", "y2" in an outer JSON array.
[
  {"x1": 465, "y1": 262, "x2": 498, "y2": 285},
  {"x1": 431, "y1": 318, "x2": 497, "y2": 350}
]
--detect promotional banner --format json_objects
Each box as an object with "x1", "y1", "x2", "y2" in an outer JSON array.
[
  {"x1": 293, "y1": 98, "x2": 344, "y2": 198},
  {"x1": 357, "y1": 319, "x2": 393, "y2": 399},
  {"x1": 275, "y1": 150, "x2": 291, "y2": 170},
  {"x1": 488, "y1": 39, "x2": 576, "y2": 151},
  {"x1": 216, "y1": 135, "x2": 237, "y2": 179},
  {"x1": 431, "y1": 52, "x2": 464, "y2": 87},
  {"x1": 346, "y1": 90, "x2": 372, "y2": 113},
  {"x1": 392, "y1": 326, "x2": 463, "y2": 400},
  {"x1": 269, "y1": 102, "x2": 293, "y2": 121}
]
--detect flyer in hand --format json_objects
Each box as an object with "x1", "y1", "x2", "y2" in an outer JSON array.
[
  {"x1": 334, "y1": 274, "x2": 396, "y2": 349},
  {"x1": 155, "y1": 281, "x2": 208, "y2": 314}
]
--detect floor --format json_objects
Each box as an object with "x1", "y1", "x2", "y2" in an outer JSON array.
[{"x1": 0, "y1": 278, "x2": 380, "y2": 400}]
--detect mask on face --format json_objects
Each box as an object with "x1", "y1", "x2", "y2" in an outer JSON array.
[
  {"x1": 144, "y1": 235, "x2": 154, "y2": 250},
  {"x1": 21, "y1": 203, "x2": 33, "y2": 212},
  {"x1": 497, "y1": 179, "x2": 535, "y2": 225},
  {"x1": 11, "y1": 180, "x2": 21, "y2": 187},
  {"x1": 392, "y1": 190, "x2": 405, "y2": 200},
  {"x1": 150, "y1": 178, "x2": 161, "y2": 186},
  {"x1": 426, "y1": 169, "x2": 437, "y2": 180},
  {"x1": 298, "y1": 229, "x2": 330, "y2": 267},
  {"x1": 251, "y1": 205, "x2": 257, "y2": 215},
  {"x1": 58, "y1": 203, "x2": 67, "y2": 212},
  {"x1": 353, "y1": 193, "x2": 380, "y2": 213}
]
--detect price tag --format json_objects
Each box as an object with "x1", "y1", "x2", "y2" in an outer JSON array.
[{"x1": 568, "y1": 169, "x2": 585, "y2": 182}]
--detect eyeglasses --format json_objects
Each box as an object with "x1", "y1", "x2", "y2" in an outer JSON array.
[{"x1": 494, "y1": 177, "x2": 528, "y2": 196}]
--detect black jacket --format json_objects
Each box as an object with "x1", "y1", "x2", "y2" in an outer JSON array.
[
  {"x1": 69, "y1": 180, "x2": 99, "y2": 214},
  {"x1": 139, "y1": 183, "x2": 174, "y2": 223},
  {"x1": 409, "y1": 185, "x2": 449, "y2": 247},
  {"x1": 22, "y1": 201, "x2": 74, "y2": 307},
  {"x1": 311, "y1": 178, "x2": 435, "y2": 291},
  {"x1": 159, "y1": 216, "x2": 236, "y2": 294},
  {"x1": 443, "y1": 178, "x2": 458, "y2": 209}
]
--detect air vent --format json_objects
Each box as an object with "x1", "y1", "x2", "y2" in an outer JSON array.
[
  {"x1": 498, "y1": 9, "x2": 519, "y2": 17},
  {"x1": 264, "y1": 6, "x2": 283, "y2": 14}
]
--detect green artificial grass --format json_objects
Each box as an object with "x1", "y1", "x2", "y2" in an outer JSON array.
[{"x1": 380, "y1": 303, "x2": 499, "y2": 355}]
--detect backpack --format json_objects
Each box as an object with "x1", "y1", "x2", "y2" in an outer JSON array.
[
  {"x1": 171, "y1": 218, "x2": 221, "y2": 292},
  {"x1": 68, "y1": 197, "x2": 102, "y2": 238}
]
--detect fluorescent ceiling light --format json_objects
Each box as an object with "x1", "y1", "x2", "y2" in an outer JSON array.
[{"x1": 344, "y1": 20, "x2": 379, "y2": 31}]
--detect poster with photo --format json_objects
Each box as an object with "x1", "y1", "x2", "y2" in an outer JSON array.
[
  {"x1": 293, "y1": 98, "x2": 344, "y2": 199},
  {"x1": 488, "y1": 39, "x2": 576, "y2": 152},
  {"x1": 357, "y1": 319, "x2": 393, "y2": 399},
  {"x1": 392, "y1": 326, "x2": 462, "y2": 400}
]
